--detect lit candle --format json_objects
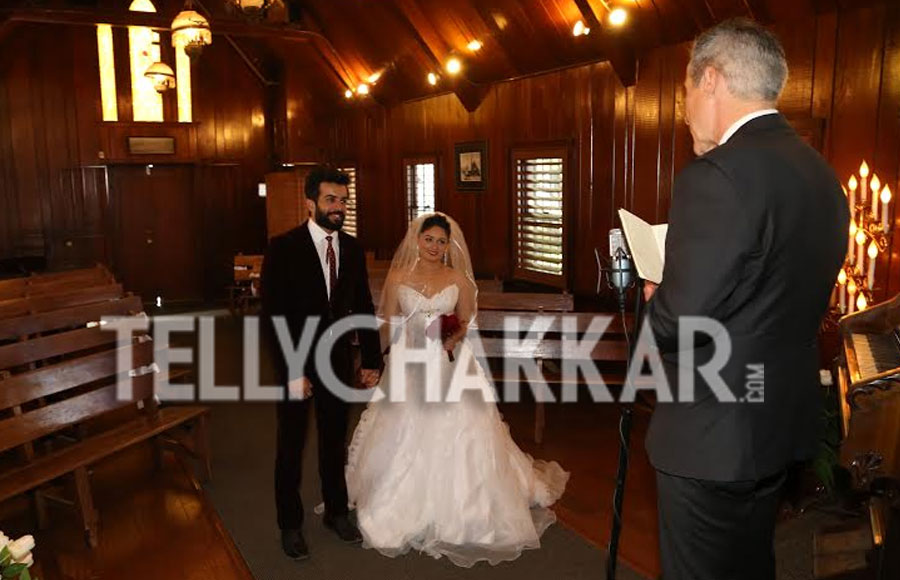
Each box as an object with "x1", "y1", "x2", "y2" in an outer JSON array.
[
  {"x1": 857, "y1": 292, "x2": 868, "y2": 311},
  {"x1": 870, "y1": 174, "x2": 881, "y2": 218},
  {"x1": 848, "y1": 175, "x2": 858, "y2": 223},
  {"x1": 856, "y1": 228, "x2": 866, "y2": 271},
  {"x1": 848, "y1": 278, "x2": 857, "y2": 314},
  {"x1": 860, "y1": 161, "x2": 869, "y2": 205},
  {"x1": 867, "y1": 240, "x2": 878, "y2": 289},
  {"x1": 882, "y1": 185, "x2": 892, "y2": 232},
  {"x1": 838, "y1": 269, "x2": 847, "y2": 313}
]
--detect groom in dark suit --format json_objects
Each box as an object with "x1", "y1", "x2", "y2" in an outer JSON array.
[
  {"x1": 642, "y1": 19, "x2": 849, "y2": 580},
  {"x1": 261, "y1": 165, "x2": 381, "y2": 560}
]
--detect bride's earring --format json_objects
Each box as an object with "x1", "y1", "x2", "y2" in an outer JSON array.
[{"x1": 442, "y1": 252, "x2": 448, "y2": 265}]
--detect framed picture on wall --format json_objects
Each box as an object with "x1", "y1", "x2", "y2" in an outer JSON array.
[{"x1": 455, "y1": 141, "x2": 487, "y2": 191}]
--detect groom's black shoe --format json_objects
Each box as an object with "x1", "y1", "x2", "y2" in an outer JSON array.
[
  {"x1": 323, "y1": 513, "x2": 363, "y2": 544},
  {"x1": 280, "y1": 529, "x2": 310, "y2": 560}
]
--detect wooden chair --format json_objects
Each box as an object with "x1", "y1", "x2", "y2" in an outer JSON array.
[
  {"x1": 0, "y1": 297, "x2": 209, "y2": 547},
  {"x1": 228, "y1": 254, "x2": 263, "y2": 316},
  {"x1": 472, "y1": 311, "x2": 628, "y2": 444}
]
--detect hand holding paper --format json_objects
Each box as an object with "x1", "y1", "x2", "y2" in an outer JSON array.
[{"x1": 618, "y1": 209, "x2": 668, "y2": 284}]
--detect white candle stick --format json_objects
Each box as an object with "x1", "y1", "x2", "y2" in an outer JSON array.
[
  {"x1": 882, "y1": 185, "x2": 892, "y2": 232},
  {"x1": 871, "y1": 174, "x2": 881, "y2": 218},
  {"x1": 857, "y1": 236, "x2": 864, "y2": 271},
  {"x1": 868, "y1": 256, "x2": 876, "y2": 290},
  {"x1": 840, "y1": 283, "x2": 846, "y2": 313}
]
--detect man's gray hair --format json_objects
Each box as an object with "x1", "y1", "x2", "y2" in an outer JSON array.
[{"x1": 688, "y1": 18, "x2": 788, "y2": 102}]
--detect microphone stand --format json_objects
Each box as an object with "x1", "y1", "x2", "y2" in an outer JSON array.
[{"x1": 597, "y1": 246, "x2": 644, "y2": 580}]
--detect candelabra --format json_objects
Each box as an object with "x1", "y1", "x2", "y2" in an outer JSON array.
[{"x1": 834, "y1": 161, "x2": 894, "y2": 315}]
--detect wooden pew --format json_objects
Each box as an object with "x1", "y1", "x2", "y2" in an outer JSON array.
[
  {"x1": 0, "y1": 298, "x2": 210, "y2": 547},
  {"x1": 228, "y1": 254, "x2": 263, "y2": 315},
  {"x1": 477, "y1": 291, "x2": 573, "y2": 312},
  {"x1": 472, "y1": 311, "x2": 628, "y2": 444},
  {"x1": 0, "y1": 265, "x2": 114, "y2": 301},
  {"x1": 0, "y1": 283, "x2": 125, "y2": 320}
]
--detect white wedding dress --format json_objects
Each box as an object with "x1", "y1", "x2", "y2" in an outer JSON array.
[{"x1": 346, "y1": 283, "x2": 569, "y2": 567}]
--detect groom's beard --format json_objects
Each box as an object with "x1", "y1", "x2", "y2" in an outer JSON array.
[{"x1": 315, "y1": 206, "x2": 345, "y2": 231}]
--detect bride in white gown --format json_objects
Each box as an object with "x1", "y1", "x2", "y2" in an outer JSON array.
[{"x1": 346, "y1": 212, "x2": 569, "y2": 567}]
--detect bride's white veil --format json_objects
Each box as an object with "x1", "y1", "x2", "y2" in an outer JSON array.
[{"x1": 378, "y1": 212, "x2": 478, "y2": 325}]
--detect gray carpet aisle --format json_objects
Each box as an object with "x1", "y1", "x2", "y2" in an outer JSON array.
[{"x1": 201, "y1": 401, "x2": 649, "y2": 580}]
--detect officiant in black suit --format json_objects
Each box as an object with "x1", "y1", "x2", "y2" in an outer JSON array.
[
  {"x1": 642, "y1": 19, "x2": 849, "y2": 580},
  {"x1": 261, "y1": 165, "x2": 382, "y2": 560}
]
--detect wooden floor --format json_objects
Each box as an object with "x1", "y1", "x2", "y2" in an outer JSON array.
[
  {"x1": 501, "y1": 397, "x2": 661, "y2": 579},
  {"x1": 0, "y1": 443, "x2": 253, "y2": 580}
]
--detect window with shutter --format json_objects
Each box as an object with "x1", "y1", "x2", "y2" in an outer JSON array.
[
  {"x1": 339, "y1": 165, "x2": 358, "y2": 237},
  {"x1": 404, "y1": 158, "x2": 437, "y2": 222},
  {"x1": 513, "y1": 149, "x2": 566, "y2": 285}
]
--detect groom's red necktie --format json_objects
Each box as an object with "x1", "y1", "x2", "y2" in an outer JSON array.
[{"x1": 325, "y1": 235, "x2": 337, "y2": 304}]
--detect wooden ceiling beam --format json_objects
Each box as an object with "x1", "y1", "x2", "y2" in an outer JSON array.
[
  {"x1": 574, "y1": 0, "x2": 637, "y2": 86},
  {"x1": 0, "y1": 5, "x2": 355, "y2": 90},
  {"x1": 389, "y1": 0, "x2": 489, "y2": 112}
]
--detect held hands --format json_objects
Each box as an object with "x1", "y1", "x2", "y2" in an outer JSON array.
[
  {"x1": 287, "y1": 376, "x2": 314, "y2": 400},
  {"x1": 359, "y1": 368, "x2": 381, "y2": 389},
  {"x1": 643, "y1": 281, "x2": 659, "y2": 302}
]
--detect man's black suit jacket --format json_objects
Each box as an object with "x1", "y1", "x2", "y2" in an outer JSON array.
[
  {"x1": 645, "y1": 113, "x2": 849, "y2": 482},
  {"x1": 260, "y1": 222, "x2": 381, "y2": 389}
]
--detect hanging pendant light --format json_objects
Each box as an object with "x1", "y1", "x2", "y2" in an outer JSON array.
[
  {"x1": 171, "y1": 1, "x2": 211, "y2": 59},
  {"x1": 228, "y1": 0, "x2": 272, "y2": 19},
  {"x1": 144, "y1": 61, "x2": 176, "y2": 93}
]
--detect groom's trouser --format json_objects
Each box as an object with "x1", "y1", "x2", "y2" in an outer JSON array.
[
  {"x1": 275, "y1": 372, "x2": 350, "y2": 531},
  {"x1": 656, "y1": 469, "x2": 786, "y2": 580}
]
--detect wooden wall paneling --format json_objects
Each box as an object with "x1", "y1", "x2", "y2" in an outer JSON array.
[
  {"x1": 875, "y1": 0, "x2": 900, "y2": 300},
  {"x1": 828, "y1": 5, "x2": 885, "y2": 181},
  {"x1": 7, "y1": 26, "x2": 46, "y2": 256},
  {"x1": 773, "y1": 18, "x2": 817, "y2": 116},
  {"x1": 111, "y1": 25, "x2": 132, "y2": 126},
  {"x1": 0, "y1": 63, "x2": 15, "y2": 258},
  {"x1": 73, "y1": 22, "x2": 102, "y2": 166},
  {"x1": 632, "y1": 46, "x2": 663, "y2": 222}
]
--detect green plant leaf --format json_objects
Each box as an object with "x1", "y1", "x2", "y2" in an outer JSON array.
[
  {"x1": 2, "y1": 563, "x2": 26, "y2": 578},
  {"x1": 0, "y1": 546, "x2": 10, "y2": 567},
  {"x1": 19, "y1": 567, "x2": 30, "y2": 580}
]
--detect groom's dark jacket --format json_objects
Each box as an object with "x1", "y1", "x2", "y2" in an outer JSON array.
[
  {"x1": 645, "y1": 113, "x2": 849, "y2": 482},
  {"x1": 260, "y1": 221, "x2": 381, "y2": 389}
]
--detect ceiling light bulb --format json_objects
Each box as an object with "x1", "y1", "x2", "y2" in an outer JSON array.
[
  {"x1": 367, "y1": 71, "x2": 382, "y2": 84},
  {"x1": 467, "y1": 40, "x2": 482, "y2": 52},
  {"x1": 608, "y1": 7, "x2": 628, "y2": 27},
  {"x1": 357, "y1": 83, "x2": 370, "y2": 95},
  {"x1": 445, "y1": 57, "x2": 462, "y2": 75},
  {"x1": 427, "y1": 72, "x2": 439, "y2": 86},
  {"x1": 573, "y1": 20, "x2": 585, "y2": 36},
  {"x1": 344, "y1": 89, "x2": 353, "y2": 99}
]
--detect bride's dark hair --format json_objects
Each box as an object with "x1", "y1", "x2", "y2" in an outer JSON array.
[{"x1": 420, "y1": 214, "x2": 451, "y2": 238}]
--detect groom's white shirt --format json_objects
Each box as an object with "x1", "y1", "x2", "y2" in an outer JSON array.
[{"x1": 307, "y1": 218, "x2": 340, "y2": 299}]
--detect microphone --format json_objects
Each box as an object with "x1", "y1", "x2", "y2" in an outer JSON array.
[{"x1": 605, "y1": 228, "x2": 635, "y2": 310}]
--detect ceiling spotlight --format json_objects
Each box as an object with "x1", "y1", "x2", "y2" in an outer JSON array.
[
  {"x1": 427, "y1": 72, "x2": 439, "y2": 86},
  {"x1": 344, "y1": 89, "x2": 353, "y2": 99},
  {"x1": 608, "y1": 7, "x2": 628, "y2": 27},
  {"x1": 356, "y1": 83, "x2": 370, "y2": 95},
  {"x1": 467, "y1": 39, "x2": 483, "y2": 52},
  {"x1": 573, "y1": 20, "x2": 590, "y2": 36},
  {"x1": 367, "y1": 71, "x2": 382, "y2": 84},
  {"x1": 445, "y1": 57, "x2": 462, "y2": 75}
]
